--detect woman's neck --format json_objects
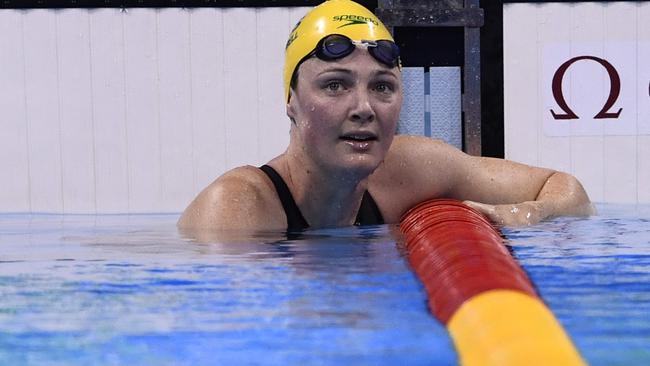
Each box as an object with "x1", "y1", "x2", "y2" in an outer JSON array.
[{"x1": 270, "y1": 153, "x2": 370, "y2": 228}]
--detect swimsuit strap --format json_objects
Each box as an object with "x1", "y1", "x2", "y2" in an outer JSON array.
[
  {"x1": 259, "y1": 165, "x2": 309, "y2": 231},
  {"x1": 259, "y1": 165, "x2": 384, "y2": 230},
  {"x1": 355, "y1": 190, "x2": 384, "y2": 226}
]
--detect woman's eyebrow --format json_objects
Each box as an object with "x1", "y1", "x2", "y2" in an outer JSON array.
[
  {"x1": 372, "y1": 70, "x2": 399, "y2": 79},
  {"x1": 317, "y1": 68, "x2": 353, "y2": 77}
]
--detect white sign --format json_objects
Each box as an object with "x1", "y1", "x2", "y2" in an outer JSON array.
[{"x1": 543, "y1": 41, "x2": 649, "y2": 136}]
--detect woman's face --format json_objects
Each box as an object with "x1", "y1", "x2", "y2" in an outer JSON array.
[{"x1": 287, "y1": 48, "x2": 402, "y2": 177}]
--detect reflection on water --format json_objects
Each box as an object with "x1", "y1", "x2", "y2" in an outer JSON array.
[{"x1": 0, "y1": 214, "x2": 453, "y2": 366}]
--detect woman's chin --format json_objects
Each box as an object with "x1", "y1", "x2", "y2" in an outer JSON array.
[{"x1": 333, "y1": 155, "x2": 382, "y2": 177}]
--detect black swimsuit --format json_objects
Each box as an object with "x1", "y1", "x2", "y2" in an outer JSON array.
[{"x1": 259, "y1": 165, "x2": 384, "y2": 231}]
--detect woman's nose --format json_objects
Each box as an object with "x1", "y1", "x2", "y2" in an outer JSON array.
[{"x1": 350, "y1": 90, "x2": 375, "y2": 123}]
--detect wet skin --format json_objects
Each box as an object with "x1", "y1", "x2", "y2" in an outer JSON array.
[
  {"x1": 178, "y1": 47, "x2": 595, "y2": 234},
  {"x1": 285, "y1": 48, "x2": 402, "y2": 181}
]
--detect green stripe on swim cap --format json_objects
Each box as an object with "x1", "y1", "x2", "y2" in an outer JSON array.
[{"x1": 283, "y1": 0, "x2": 394, "y2": 102}]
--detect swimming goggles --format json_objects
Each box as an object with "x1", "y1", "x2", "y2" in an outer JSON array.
[{"x1": 308, "y1": 34, "x2": 401, "y2": 68}]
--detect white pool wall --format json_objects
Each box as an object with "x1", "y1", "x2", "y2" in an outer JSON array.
[
  {"x1": 504, "y1": 2, "x2": 650, "y2": 204},
  {"x1": 3, "y1": 3, "x2": 647, "y2": 215},
  {"x1": 0, "y1": 7, "x2": 309, "y2": 214}
]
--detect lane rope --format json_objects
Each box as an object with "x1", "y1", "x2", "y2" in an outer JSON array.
[{"x1": 400, "y1": 199, "x2": 586, "y2": 365}]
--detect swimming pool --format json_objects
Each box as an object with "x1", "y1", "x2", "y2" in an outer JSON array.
[
  {"x1": 0, "y1": 204, "x2": 648, "y2": 365},
  {"x1": 504, "y1": 204, "x2": 650, "y2": 365}
]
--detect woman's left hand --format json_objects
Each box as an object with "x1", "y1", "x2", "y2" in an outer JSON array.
[{"x1": 463, "y1": 200, "x2": 549, "y2": 227}]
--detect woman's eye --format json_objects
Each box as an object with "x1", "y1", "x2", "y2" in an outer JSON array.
[
  {"x1": 374, "y1": 82, "x2": 394, "y2": 93},
  {"x1": 325, "y1": 81, "x2": 342, "y2": 91}
]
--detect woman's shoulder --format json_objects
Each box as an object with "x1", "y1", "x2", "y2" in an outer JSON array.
[
  {"x1": 389, "y1": 135, "x2": 459, "y2": 156},
  {"x1": 197, "y1": 165, "x2": 272, "y2": 201},
  {"x1": 177, "y1": 165, "x2": 285, "y2": 230},
  {"x1": 380, "y1": 135, "x2": 464, "y2": 175},
  {"x1": 368, "y1": 136, "x2": 466, "y2": 221},
  {"x1": 218, "y1": 165, "x2": 272, "y2": 187}
]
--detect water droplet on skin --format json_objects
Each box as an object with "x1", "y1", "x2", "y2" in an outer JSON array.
[
  {"x1": 510, "y1": 206, "x2": 519, "y2": 214},
  {"x1": 310, "y1": 106, "x2": 316, "y2": 112}
]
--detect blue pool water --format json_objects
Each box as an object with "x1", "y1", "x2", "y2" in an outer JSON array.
[
  {"x1": 504, "y1": 205, "x2": 650, "y2": 365},
  {"x1": 0, "y1": 215, "x2": 455, "y2": 365},
  {"x1": 1, "y1": 204, "x2": 649, "y2": 365}
]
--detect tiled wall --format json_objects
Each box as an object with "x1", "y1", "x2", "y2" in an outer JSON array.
[
  {"x1": 0, "y1": 7, "x2": 309, "y2": 213},
  {"x1": 398, "y1": 67, "x2": 462, "y2": 149},
  {"x1": 504, "y1": 2, "x2": 650, "y2": 203}
]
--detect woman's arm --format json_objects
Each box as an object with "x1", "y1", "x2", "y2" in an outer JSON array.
[
  {"x1": 450, "y1": 147, "x2": 595, "y2": 226},
  {"x1": 376, "y1": 136, "x2": 595, "y2": 226},
  {"x1": 463, "y1": 171, "x2": 595, "y2": 226}
]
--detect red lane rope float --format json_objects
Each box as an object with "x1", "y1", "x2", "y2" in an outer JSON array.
[{"x1": 400, "y1": 199, "x2": 586, "y2": 365}]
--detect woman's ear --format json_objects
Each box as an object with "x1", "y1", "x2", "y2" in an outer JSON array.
[{"x1": 286, "y1": 94, "x2": 297, "y2": 124}]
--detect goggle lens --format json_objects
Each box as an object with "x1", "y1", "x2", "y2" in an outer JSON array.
[
  {"x1": 314, "y1": 34, "x2": 400, "y2": 68},
  {"x1": 369, "y1": 40, "x2": 400, "y2": 68},
  {"x1": 321, "y1": 35, "x2": 355, "y2": 58}
]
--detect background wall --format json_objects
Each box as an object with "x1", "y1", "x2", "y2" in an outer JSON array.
[
  {"x1": 0, "y1": 7, "x2": 310, "y2": 213},
  {"x1": 6, "y1": 2, "x2": 645, "y2": 213},
  {"x1": 504, "y1": 1, "x2": 650, "y2": 204}
]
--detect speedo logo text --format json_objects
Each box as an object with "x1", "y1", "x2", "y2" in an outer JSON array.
[{"x1": 332, "y1": 14, "x2": 379, "y2": 28}]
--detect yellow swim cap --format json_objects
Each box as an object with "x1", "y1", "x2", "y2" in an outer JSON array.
[{"x1": 283, "y1": 0, "x2": 395, "y2": 102}]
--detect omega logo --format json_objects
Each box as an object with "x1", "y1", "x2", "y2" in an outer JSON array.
[{"x1": 550, "y1": 56, "x2": 623, "y2": 120}]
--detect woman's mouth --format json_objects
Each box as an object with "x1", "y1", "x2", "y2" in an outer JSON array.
[
  {"x1": 340, "y1": 133, "x2": 378, "y2": 151},
  {"x1": 339, "y1": 133, "x2": 377, "y2": 142}
]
